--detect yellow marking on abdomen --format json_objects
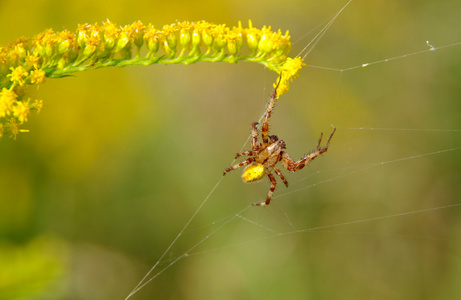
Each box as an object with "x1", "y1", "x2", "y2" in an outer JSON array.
[{"x1": 242, "y1": 163, "x2": 265, "y2": 182}]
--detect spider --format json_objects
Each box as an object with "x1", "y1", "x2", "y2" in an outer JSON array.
[{"x1": 223, "y1": 77, "x2": 336, "y2": 206}]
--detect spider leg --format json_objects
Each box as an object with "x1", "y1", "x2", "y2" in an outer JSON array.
[
  {"x1": 272, "y1": 166, "x2": 289, "y2": 187},
  {"x1": 253, "y1": 171, "x2": 277, "y2": 206},
  {"x1": 251, "y1": 122, "x2": 261, "y2": 151},
  {"x1": 234, "y1": 151, "x2": 255, "y2": 158},
  {"x1": 321, "y1": 127, "x2": 336, "y2": 150},
  {"x1": 261, "y1": 75, "x2": 283, "y2": 146},
  {"x1": 223, "y1": 157, "x2": 255, "y2": 175},
  {"x1": 281, "y1": 127, "x2": 336, "y2": 172}
]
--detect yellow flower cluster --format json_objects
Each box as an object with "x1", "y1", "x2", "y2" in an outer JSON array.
[{"x1": 0, "y1": 20, "x2": 304, "y2": 138}]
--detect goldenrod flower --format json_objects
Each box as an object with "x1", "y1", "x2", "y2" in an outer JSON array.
[
  {"x1": 0, "y1": 88, "x2": 17, "y2": 117},
  {"x1": 30, "y1": 69, "x2": 46, "y2": 84},
  {"x1": 246, "y1": 20, "x2": 260, "y2": 53},
  {"x1": 0, "y1": 20, "x2": 304, "y2": 138},
  {"x1": 7, "y1": 66, "x2": 29, "y2": 87},
  {"x1": 13, "y1": 98, "x2": 31, "y2": 124},
  {"x1": 276, "y1": 57, "x2": 305, "y2": 96},
  {"x1": 33, "y1": 99, "x2": 44, "y2": 114},
  {"x1": 6, "y1": 118, "x2": 22, "y2": 139}
]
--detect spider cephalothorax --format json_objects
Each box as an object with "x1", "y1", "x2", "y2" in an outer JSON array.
[{"x1": 223, "y1": 77, "x2": 336, "y2": 206}]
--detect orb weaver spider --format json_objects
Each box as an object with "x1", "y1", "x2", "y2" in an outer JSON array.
[{"x1": 223, "y1": 76, "x2": 336, "y2": 206}]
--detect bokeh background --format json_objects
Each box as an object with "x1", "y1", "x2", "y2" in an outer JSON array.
[{"x1": 1, "y1": 0, "x2": 461, "y2": 299}]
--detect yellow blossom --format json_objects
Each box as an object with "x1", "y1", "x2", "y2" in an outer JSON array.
[
  {"x1": 161, "y1": 24, "x2": 178, "y2": 57},
  {"x1": 144, "y1": 24, "x2": 162, "y2": 55},
  {"x1": 7, "y1": 66, "x2": 29, "y2": 87},
  {"x1": 25, "y1": 53, "x2": 42, "y2": 69},
  {"x1": 246, "y1": 20, "x2": 260, "y2": 53},
  {"x1": 212, "y1": 24, "x2": 227, "y2": 51},
  {"x1": 275, "y1": 56, "x2": 305, "y2": 97},
  {"x1": 197, "y1": 21, "x2": 214, "y2": 48},
  {"x1": 102, "y1": 20, "x2": 120, "y2": 51},
  {"x1": 178, "y1": 21, "x2": 192, "y2": 49},
  {"x1": 0, "y1": 88, "x2": 17, "y2": 117},
  {"x1": 6, "y1": 118, "x2": 20, "y2": 139},
  {"x1": 281, "y1": 56, "x2": 304, "y2": 80},
  {"x1": 131, "y1": 21, "x2": 146, "y2": 49},
  {"x1": 116, "y1": 24, "x2": 135, "y2": 53},
  {"x1": 33, "y1": 99, "x2": 44, "y2": 113},
  {"x1": 13, "y1": 99, "x2": 31, "y2": 123},
  {"x1": 30, "y1": 69, "x2": 46, "y2": 84}
]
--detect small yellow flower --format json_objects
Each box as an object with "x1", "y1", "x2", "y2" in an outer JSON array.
[
  {"x1": 0, "y1": 51, "x2": 9, "y2": 73},
  {"x1": 6, "y1": 118, "x2": 20, "y2": 139},
  {"x1": 103, "y1": 20, "x2": 120, "y2": 51},
  {"x1": 212, "y1": 24, "x2": 228, "y2": 51},
  {"x1": 13, "y1": 98, "x2": 31, "y2": 124},
  {"x1": 161, "y1": 24, "x2": 178, "y2": 57},
  {"x1": 76, "y1": 23, "x2": 100, "y2": 49},
  {"x1": 178, "y1": 21, "x2": 192, "y2": 48},
  {"x1": 25, "y1": 52, "x2": 42, "y2": 69},
  {"x1": 245, "y1": 20, "x2": 260, "y2": 53},
  {"x1": 35, "y1": 29, "x2": 60, "y2": 58},
  {"x1": 191, "y1": 25, "x2": 201, "y2": 48},
  {"x1": 116, "y1": 24, "x2": 135, "y2": 53},
  {"x1": 196, "y1": 21, "x2": 214, "y2": 48},
  {"x1": 225, "y1": 27, "x2": 244, "y2": 55},
  {"x1": 131, "y1": 21, "x2": 146, "y2": 49},
  {"x1": 0, "y1": 88, "x2": 17, "y2": 117},
  {"x1": 82, "y1": 35, "x2": 100, "y2": 59},
  {"x1": 7, "y1": 66, "x2": 29, "y2": 87},
  {"x1": 30, "y1": 69, "x2": 46, "y2": 85},
  {"x1": 56, "y1": 30, "x2": 74, "y2": 54},
  {"x1": 33, "y1": 99, "x2": 44, "y2": 113},
  {"x1": 5, "y1": 118, "x2": 29, "y2": 139},
  {"x1": 275, "y1": 56, "x2": 305, "y2": 97},
  {"x1": 281, "y1": 56, "x2": 304, "y2": 80},
  {"x1": 7, "y1": 44, "x2": 22, "y2": 64},
  {"x1": 257, "y1": 25, "x2": 275, "y2": 55},
  {"x1": 12, "y1": 44, "x2": 26, "y2": 63},
  {"x1": 144, "y1": 24, "x2": 161, "y2": 55}
]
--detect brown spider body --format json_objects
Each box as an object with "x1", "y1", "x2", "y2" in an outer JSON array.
[{"x1": 223, "y1": 77, "x2": 336, "y2": 206}]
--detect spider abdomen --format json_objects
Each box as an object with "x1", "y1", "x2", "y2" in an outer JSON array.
[{"x1": 242, "y1": 162, "x2": 265, "y2": 182}]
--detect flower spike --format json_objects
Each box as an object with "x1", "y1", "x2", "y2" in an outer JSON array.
[{"x1": 0, "y1": 20, "x2": 304, "y2": 138}]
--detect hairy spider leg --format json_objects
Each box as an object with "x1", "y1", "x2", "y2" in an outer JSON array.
[
  {"x1": 272, "y1": 166, "x2": 289, "y2": 187},
  {"x1": 235, "y1": 151, "x2": 255, "y2": 158},
  {"x1": 319, "y1": 127, "x2": 336, "y2": 151},
  {"x1": 251, "y1": 122, "x2": 261, "y2": 151},
  {"x1": 253, "y1": 171, "x2": 277, "y2": 206},
  {"x1": 281, "y1": 127, "x2": 336, "y2": 172},
  {"x1": 223, "y1": 157, "x2": 255, "y2": 175},
  {"x1": 261, "y1": 76, "x2": 283, "y2": 146}
]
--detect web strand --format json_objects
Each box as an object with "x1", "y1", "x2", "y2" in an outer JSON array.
[
  {"x1": 339, "y1": 127, "x2": 461, "y2": 132},
  {"x1": 306, "y1": 41, "x2": 461, "y2": 72},
  {"x1": 126, "y1": 205, "x2": 251, "y2": 298},
  {"x1": 297, "y1": 0, "x2": 353, "y2": 59},
  {"x1": 125, "y1": 176, "x2": 226, "y2": 299},
  {"x1": 186, "y1": 203, "x2": 461, "y2": 257},
  {"x1": 274, "y1": 146, "x2": 461, "y2": 199}
]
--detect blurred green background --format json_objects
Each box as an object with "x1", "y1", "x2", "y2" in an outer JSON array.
[{"x1": 1, "y1": 0, "x2": 461, "y2": 299}]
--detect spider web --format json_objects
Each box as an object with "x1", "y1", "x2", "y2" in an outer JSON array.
[{"x1": 125, "y1": 1, "x2": 461, "y2": 299}]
